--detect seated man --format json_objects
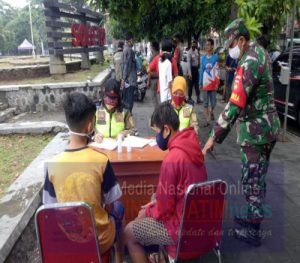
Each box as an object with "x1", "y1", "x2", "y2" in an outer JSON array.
[
  {"x1": 170, "y1": 76, "x2": 199, "y2": 134},
  {"x1": 124, "y1": 102, "x2": 207, "y2": 263},
  {"x1": 95, "y1": 78, "x2": 136, "y2": 143},
  {"x1": 42, "y1": 93, "x2": 124, "y2": 263}
]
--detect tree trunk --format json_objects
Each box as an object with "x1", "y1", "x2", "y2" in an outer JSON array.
[
  {"x1": 296, "y1": 7, "x2": 300, "y2": 37},
  {"x1": 230, "y1": 0, "x2": 238, "y2": 20},
  {"x1": 193, "y1": 32, "x2": 200, "y2": 42}
]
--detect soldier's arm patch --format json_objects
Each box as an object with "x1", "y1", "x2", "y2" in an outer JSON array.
[{"x1": 229, "y1": 67, "x2": 247, "y2": 109}]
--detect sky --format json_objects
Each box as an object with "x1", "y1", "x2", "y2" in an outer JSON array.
[{"x1": 3, "y1": 0, "x2": 28, "y2": 9}]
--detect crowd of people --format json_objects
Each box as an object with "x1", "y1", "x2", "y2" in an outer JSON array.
[{"x1": 42, "y1": 18, "x2": 280, "y2": 263}]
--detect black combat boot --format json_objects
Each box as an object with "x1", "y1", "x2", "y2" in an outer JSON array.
[
  {"x1": 234, "y1": 215, "x2": 256, "y2": 227},
  {"x1": 234, "y1": 223, "x2": 261, "y2": 247}
]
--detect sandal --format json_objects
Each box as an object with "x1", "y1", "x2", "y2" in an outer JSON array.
[{"x1": 149, "y1": 253, "x2": 159, "y2": 263}]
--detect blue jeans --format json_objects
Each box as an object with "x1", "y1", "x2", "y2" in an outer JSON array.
[
  {"x1": 109, "y1": 201, "x2": 124, "y2": 241},
  {"x1": 203, "y1": 90, "x2": 216, "y2": 109}
]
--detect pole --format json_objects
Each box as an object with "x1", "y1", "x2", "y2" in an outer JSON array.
[
  {"x1": 283, "y1": 0, "x2": 296, "y2": 141},
  {"x1": 28, "y1": 0, "x2": 35, "y2": 58},
  {"x1": 41, "y1": 40, "x2": 44, "y2": 56}
]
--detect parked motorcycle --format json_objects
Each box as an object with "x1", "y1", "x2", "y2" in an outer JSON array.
[{"x1": 134, "y1": 70, "x2": 148, "y2": 102}]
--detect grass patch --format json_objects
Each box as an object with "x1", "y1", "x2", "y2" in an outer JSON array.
[
  {"x1": 0, "y1": 134, "x2": 53, "y2": 197},
  {"x1": 0, "y1": 62, "x2": 110, "y2": 86}
]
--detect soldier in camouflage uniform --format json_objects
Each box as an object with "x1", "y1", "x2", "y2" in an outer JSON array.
[{"x1": 202, "y1": 19, "x2": 280, "y2": 246}]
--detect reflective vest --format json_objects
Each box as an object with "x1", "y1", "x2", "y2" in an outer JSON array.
[
  {"x1": 95, "y1": 108, "x2": 125, "y2": 138},
  {"x1": 174, "y1": 105, "x2": 192, "y2": 131}
]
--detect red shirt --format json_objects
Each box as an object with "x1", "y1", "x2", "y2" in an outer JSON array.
[
  {"x1": 173, "y1": 47, "x2": 180, "y2": 64},
  {"x1": 149, "y1": 53, "x2": 178, "y2": 92},
  {"x1": 145, "y1": 128, "x2": 207, "y2": 258}
]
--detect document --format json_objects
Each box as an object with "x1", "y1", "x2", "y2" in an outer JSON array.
[
  {"x1": 148, "y1": 139, "x2": 157, "y2": 147},
  {"x1": 90, "y1": 136, "x2": 155, "y2": 150},
  {"x1": 89, "y1": 138, "x2": 118, "y2": 151},
  {"x1": 122, "y1": 136, "x2": 152, "y2": 148}
]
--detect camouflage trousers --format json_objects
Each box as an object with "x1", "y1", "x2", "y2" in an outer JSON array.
[{"x1": 240, "y1": 141, "x2": 276, "y2": 222}]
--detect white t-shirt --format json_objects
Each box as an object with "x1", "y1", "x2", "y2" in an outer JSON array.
[
  {"x1": 158, "y1": 59, "x2": 172, "y2": 102},
  {"x1": 180, "y1": 61, "x2": 189, "y2": 77}
]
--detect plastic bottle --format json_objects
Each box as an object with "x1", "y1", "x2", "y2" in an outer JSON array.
[
  {"x1": 127, "y1": 134, "x2": 132, "y2": 153},
  {"x1": 117, "y1": 134, "x2": 123, "y2": 153}
]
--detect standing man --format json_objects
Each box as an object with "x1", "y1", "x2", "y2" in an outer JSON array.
[
  {"x1": 147, "y1": 41, "x2": 160, "y2": 107},
  {"x1": 148, "y1": 39, "x2": 178, "y2": 104},
  {"x1": 113, "y1": 41, "x2": 124, "y2": 82},
  {"x1": 173, "y1": 32, "x2": 183, "y2": 76},
  {"x1": 158, "y1": 38, "x2": 174, "y2": 103},
  {"x1": 187, "y1": 40, "x2": 201, "y2": 104},
  {"x1": 121, "y1": 32, "x2": 137, "y2": 113},
  {"x1": 199, "y1": 39, "x2": 219, "y2": 126},
  {"x1": 202, "y1": 19, "x2": 280, "y2": 246}
]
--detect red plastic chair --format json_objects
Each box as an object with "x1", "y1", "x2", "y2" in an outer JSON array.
[
  {"x1": 35, "y1": 202, "x2": 110, "y2": 263},
  {"x1": 162, "y1": 180, "x2": 227, "y2": 263}
]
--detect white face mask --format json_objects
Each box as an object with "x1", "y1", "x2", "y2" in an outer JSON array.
[
  {"x1": 69, "y1": 129, "x2": 95, "y2": 139},
  {"x1": 229, "y1": 44, "x2": 241, "y2": 59}
]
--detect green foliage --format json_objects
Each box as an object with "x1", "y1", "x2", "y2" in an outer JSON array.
[
  {"x1": 0, "y1": 0, "x2": 47, "y2": 55},
  {"x1": 236, "y1": 0, "x2": 297, "y2": 45},
  {"x1": 90, "y1": 0, "x2": 232, "y2": 42}
]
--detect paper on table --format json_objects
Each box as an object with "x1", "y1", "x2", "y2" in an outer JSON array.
[
  {"x1": 122, "y1": 136, "x2": 152, "y2": 148},
  {"x1": 89, "y1": 138, "x2": 118, "y2": 151},
  {"x1": 148, "y1": 139, "x2": 157, "y2": 147}
]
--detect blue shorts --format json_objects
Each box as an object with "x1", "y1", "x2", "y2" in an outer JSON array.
[
  {"x1": 203, "y1": 90, "x2": 216, "y2": 108},
  {"x1": 109, "y1": 200, "x2": 124, "y2": 242}
]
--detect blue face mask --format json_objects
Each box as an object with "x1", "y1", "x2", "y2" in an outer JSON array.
[{"x1": 156, "y1": 127, "x2": 171, "y2": 151}]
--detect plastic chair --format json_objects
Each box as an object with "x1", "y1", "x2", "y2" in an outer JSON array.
[
  {"x1": 35, "y1": 202, "x2": 110, "y2": 263},
  {"x1": 162, "y1": 180, "x2": 227, "y2": 263}
]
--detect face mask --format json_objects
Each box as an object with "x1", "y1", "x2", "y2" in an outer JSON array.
[
  {"x1": 192, "y1": 46, "x2": 196, "y2": 50},
  {"x1": 172, "y1": 94, "x2": 185, "y2": 107},
  {"x1": 229, "y1": 44, "x2": 241, "y2": 59},
  {"x1": 69, "y1": 129, "x2": 95, "y2": 140},
  {"x1": 156, "y1": 127, "x2": 171, "y2": 151},
  {"x1": 104, "y1": 96, "x2": 118, "y2": 108}
]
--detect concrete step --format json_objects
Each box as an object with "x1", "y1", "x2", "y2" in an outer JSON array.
[
  {"x1": 0, "y1": 102, "x2": 8, "y2": 111},
  {"x1": 0, "y1": 108, "x2": 16, "y2": 123}
]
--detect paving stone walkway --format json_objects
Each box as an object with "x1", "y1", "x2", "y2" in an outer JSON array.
[{"x1": 6, "y1": 86, "x2": 300, "y2": 263}]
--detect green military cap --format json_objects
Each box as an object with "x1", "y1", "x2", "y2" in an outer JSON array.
[{"x1": 224, "y1": 18, "x2": 249, "y2": 49}]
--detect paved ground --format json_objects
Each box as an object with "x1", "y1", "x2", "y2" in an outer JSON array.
[
  {"x1": 7, "y1": 87, "x2": 300, "y2": 263},
  {"x1": 131, "y1": 92, "x2": 300, "y2": 263}
]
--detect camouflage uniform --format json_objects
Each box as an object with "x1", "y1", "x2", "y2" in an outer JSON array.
[{"x1": 210, "y1": 19, "x2": 280, "y2": 223}]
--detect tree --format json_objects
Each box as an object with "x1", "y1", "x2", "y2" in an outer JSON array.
[
  {"x1": 89, "y1": 0, "x2": 232, "y2": 42},
  {"x1": 235, "y1": 0, "x2": 299, "y2": 47},
  {"x1": 0, "y1": 0, "x2": 48, "y2": 55},
  {"x1": 0, "y1": 0, "x2": 15, "y2": 53}
]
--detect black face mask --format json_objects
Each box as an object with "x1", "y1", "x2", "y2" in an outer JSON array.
[
  {"x1": 156, "y1": 127, "x2": 171, "y2": 151},
  {"x1": 192, "y1": 46, "x2": 196, "y2": 50}
]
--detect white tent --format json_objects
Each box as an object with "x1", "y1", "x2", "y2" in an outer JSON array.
[{"x1": 18, "y1": 39, "x2": 35, "y2": 54}]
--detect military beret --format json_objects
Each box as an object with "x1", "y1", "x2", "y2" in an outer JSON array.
[{"x1": 224, "y1": 18, "x2": 249, "y2": 49}]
